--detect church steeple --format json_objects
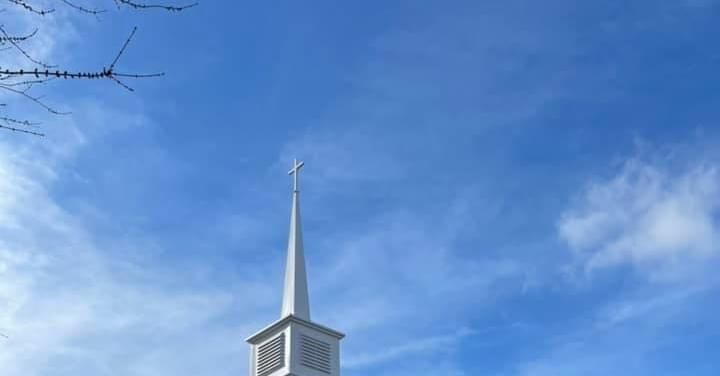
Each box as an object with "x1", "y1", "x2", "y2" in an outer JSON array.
[
  {"x1": 281, "y1": 159, "x2": 310, "y2": 320},
  {"x1": 246, "y1": 159, "x2": 344, "y2": 376}
]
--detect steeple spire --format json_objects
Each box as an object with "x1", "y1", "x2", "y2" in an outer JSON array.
[
  {"x1": 281, "y1": 159, "x2": 310, "y2": 321},
  {"x1": 246, "y1": 159, "x2": 344, "y2": 376}
]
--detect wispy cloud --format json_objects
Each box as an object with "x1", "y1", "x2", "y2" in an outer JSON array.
[
  {"x1": 345, "y1": 327, "x2": 476, "y2": 368},
  {"x1": 595, "y1": 283, "x2": 714, "y2": 329},
  {"x1": 515, "y1": 282, "x2": 720, "y2": 376},
  {"x1": 537, "y1": 140, "x2": 720, "y2": 376},
  {"x1": 0, "y1": 12, "x2": 266, "y2": 376},
  {"x1": 0, "y1": 118, "x2": 262, "y2": 375},
  {"x1": 558, "y1": 149, "x2": 720, "y2": 281},
  {"x1": 302, "y1": 194, "x2": 526, "y2": 375}
]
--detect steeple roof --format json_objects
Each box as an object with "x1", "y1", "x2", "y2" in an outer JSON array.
[{"x1": 281, "y1": 159, "x2": 310, "y2": 321}]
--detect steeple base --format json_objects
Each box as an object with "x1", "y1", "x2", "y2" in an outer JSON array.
[{"x1": 246, "y1": 315, "x2": 344, "y2": 376}]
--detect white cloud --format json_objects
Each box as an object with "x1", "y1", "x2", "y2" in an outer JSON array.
[
  {"x1": 0, "y1": 124, "x2": 262, "y2": 375},
  {"x1": 558, "y1": 154, "x2": 720, "y2": 281}
]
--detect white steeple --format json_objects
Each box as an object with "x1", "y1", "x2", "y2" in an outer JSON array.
[
  {"x1": 246, "y1": 160, "x2": 344, "y2": 376},
  {"x1": 281, "y1": 159, "x2": 310, "y2": 320}
]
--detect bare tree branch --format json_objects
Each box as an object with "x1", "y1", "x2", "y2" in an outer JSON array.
[
  {"x1": 1, "y1": 0, "x2": 195, "y2": 136},
  {"x1": 1, "y1": 27, "x2": 164, "y2": 91}
]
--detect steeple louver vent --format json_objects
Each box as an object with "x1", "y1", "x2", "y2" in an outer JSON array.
[
  {"x1": 300, "y1": 334, "x2": 332, "y2": 374},
  {"x1": 257, "y1": 333, "x2": 285, "y2": 376}
]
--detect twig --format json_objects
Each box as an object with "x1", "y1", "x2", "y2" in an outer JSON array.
[
  {"x1": 6, "y1": 0, "x2": 55, "y2": 15},
  {"x1": 0, "y1": 123, "x2": 44, "y2": 136},
  {"x1": 0, "y1": 26, "x2": 56, "y2": 68},
  {"x1": 59, "y1": 0, "x2": 106, "y2": 14},
  {"x1": 114, "y1": 0, "x2": 197, "y2": 11},
  {"x1": 0, "y1": 84, "x2": 67, "y2": 114},
  {"x1": 109, "y1": 26, "x2": 136, "y2": 70},
  {"x1": 0, "y1": 28, "x2": 38, "y2": 43}
]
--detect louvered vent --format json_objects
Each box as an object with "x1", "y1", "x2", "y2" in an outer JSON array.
[
  {"x1": 300, "y1": 335, "x2": 332, "y2": 374},
  {"x1": 257, "y1": 333, "x2": 285, "y2": 376}
]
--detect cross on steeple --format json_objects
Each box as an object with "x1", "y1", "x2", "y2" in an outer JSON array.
[{"x1": 288, "y1": 159, "x2": 305, "y2": 192}]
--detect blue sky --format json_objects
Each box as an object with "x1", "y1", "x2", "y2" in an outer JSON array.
[{"x1": 1, "y1": 1, "x2": 720, "y2": 375}]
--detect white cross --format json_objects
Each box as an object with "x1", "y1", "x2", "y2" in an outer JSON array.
[{"x1": 288, "y1": 159, "x2": 305, "y2": 192}]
